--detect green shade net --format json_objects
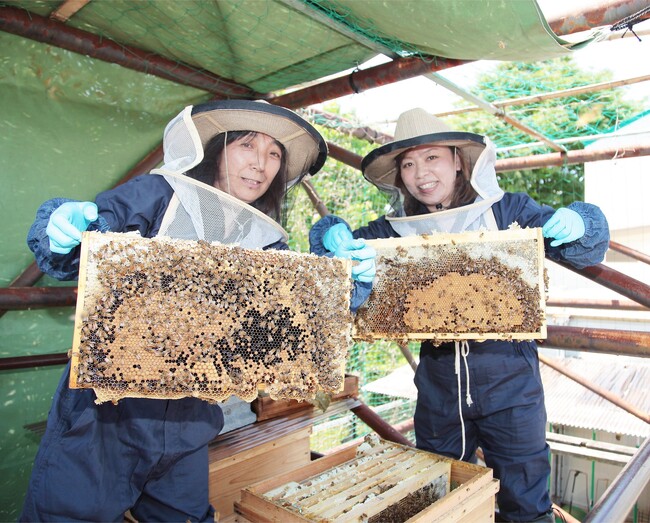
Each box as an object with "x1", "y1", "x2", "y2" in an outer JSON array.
[{"x1": 313, "y1": 0, "x2": 594, "y2": 61}]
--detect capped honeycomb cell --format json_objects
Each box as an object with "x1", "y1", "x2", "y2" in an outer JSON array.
[
  {"x1": 354, "y1": 228, "x2": 547, "y2": 341},
  {"x1": 70, "y1": 232, "x2": 352, "y2": 404}
]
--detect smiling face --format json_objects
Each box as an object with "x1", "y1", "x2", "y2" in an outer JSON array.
[
  {"x1": 215, "y1": 132, "x2": 283, "y2": 203},
  {"x1": 398, "y1": 145, "x2": 460, "y2": 212}
]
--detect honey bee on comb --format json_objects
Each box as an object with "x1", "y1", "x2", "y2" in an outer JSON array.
[
  {"x1": 353, "y1": 228, "x2": 547, "y2": 342},
  {"x1": 71, "y1": 232, "x2": 352, "y2": 404}
]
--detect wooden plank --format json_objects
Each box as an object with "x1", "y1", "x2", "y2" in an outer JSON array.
[
  {"x1": 298, "y1": 451, "x2": 430, "y2": 512},
  {"x1": 415, "y1": 479, "x2": 499, "y2": 523},
  {"x1": 238, "y1": 490, "x2": 311, "y2": 522},
  {"x1": 210, "y1": 426, "x2": 311, "y2": 472},
  {"x1": 69, "y1": 233, "x2": 91, "y2": 388},
  {"x1": 210, "y1": 427, "x2": 312, "y2": 517},
  {"x1": 210, "y1": 398, "x2": 359, "y2": 462},
  {"x1": 50, "y1": 0, "x2": 91, "y2": 22},
  {"x1": 245, "y1": 446, "x2": 359, "y2": 495},
  {"x1": 253, "y1": 375, "x2": 359, "y2": 421}
]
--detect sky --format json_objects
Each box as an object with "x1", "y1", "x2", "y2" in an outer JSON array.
[{"x1": 326, "y1": 12, "x2": 650, "y2": 130}]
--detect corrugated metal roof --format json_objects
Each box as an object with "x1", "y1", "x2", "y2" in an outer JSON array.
[
  {"x1": 364, "y1": 355, "x2": 650, "y2": 438},
  {"x1": 540, "y1": 355, "x2": 650, "y2": 438}
]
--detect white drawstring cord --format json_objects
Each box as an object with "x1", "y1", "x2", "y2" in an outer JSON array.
[
  {"x1": 224, "y1": 130, "x2": 231, "y2": 196},
  {"x1": 454, "y1": 340, "x2": 473, "y2": 461}
]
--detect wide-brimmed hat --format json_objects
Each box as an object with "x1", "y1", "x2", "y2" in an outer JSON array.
[
  {"x1": 191, "y1": 100, "x2": 327, "y2": 184},
  {"x1": 361, "y1": 108, "x2": 486, "y2": 188}
]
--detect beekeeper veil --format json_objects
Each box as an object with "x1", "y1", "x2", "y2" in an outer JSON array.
[
  {"x1": 150, "y1": 100, "x2": 327, "y2": 248},
  {"x1": 361, "y1": 108, "x2": 504, "y2": 236}
]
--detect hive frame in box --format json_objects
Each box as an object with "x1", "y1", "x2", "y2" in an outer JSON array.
[
  {"x1": 235, "y1": 436, "x2": 500, "y2": 522},
  {"x1": 354, "y1": 227, "x2": 547, "y2": 342},
  {"x1": 70, "y1": 231, "x2": 352, "y2": 404}
]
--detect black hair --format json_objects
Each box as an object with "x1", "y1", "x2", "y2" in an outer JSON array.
[
  {"x1": 185, "y1": 131, "x2": 288, "y2": 223},
  {"x1": 395, "y1": 146, "x2": 477, "y2": 216}
]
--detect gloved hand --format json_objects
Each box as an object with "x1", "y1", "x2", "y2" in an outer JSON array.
[
  {"x1": 323, "y1": 223, "x2": 353, "y2": 253},
  {"x1": 542, "y1": 208, "x2": 585, "y2": 247},
  {"x1": 334, "y1": 239, "x2": 377, "y2": 283},
  {"x1": 46, "y1": 201, "x2": 98, "y2": 254}
]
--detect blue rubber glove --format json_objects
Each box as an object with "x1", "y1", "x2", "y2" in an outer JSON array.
[
  {"x1": 335, "y1": 239, "x2": 377, "y2": 283},
  {"x1": 542, "y1": 208, "x2": 586, "y2": 247},
  {"x1": 323, "y1": 223, "x2": 353, "y2": 253},
  {"x1": 46, "y1": 201, "x2": 98, "y2": 254}
]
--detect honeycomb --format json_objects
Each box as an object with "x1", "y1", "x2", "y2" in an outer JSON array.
[
  {"x1": 259, "y1": 434, "x2": 451, "y2": 522},
  {"x1": 70, "y1": 232, "x2": 352, "y2": 404},
  {"x1": 354, "y1": 228, "x2": 547, "y2": 341}
]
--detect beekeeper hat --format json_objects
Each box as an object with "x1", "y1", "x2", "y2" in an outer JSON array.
[
  {"x1": 361, "y1": 108, "x2": 486, "y2": 188},
  {"x1": 160, "y1": 100, "x2": 327, "y2": 187}
]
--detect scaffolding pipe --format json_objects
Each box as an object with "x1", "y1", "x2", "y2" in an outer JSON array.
[
  {"x1": 351, "y1": 400, "x2": 415, "y2": 447},
  {"x1": 0, "y1": 6, "x2": 258, "y2": 98},
  {"x1": 609, "y1": 240, "x2": 650, "y2": 265},
  {"x1": 583, "y1": 437, "x2": 650, "y2": 523},
  {"x1": 0, "y1": 287, "x2": 77, "y2": 310},
  {"x1": 539, "y1": 354, "x2": 650, "y2": 423},
  {"x1": 327, "y1": 139, "x2": 650, "y2": 175},
  {"x1": 436, "y1": 74, "x2": 650, "y2": 117},
  {"x1": 543, "y1": 326, "x2": 650, "y2": 357},
  {"x1": 301, "y1": 179, "x2": 330, "y2": 218},
  {"x1": 1, "y1": 353, "x2": 68, "y2": 371},
  {"x1": 425, "y1": 73, "x2": 567, "y2": 153},
  {"x1": 496, "y1": 142, "x2": 650, "y2": 172},
  {"x1": 546, "y1": 298, "x2": 648, "y2": 311},
  {"x1": 546, "y1": 0, "x2": 650, "y2": 36},
  {"x1": 554, "y1": 261, "x2": 650, "y2": 309},
  {"x1": 304, "y1": 109, "x2": 392, "y2": 145},
  {"x1": 271, "y1": 56, "x2": 469, "y2": 110}
]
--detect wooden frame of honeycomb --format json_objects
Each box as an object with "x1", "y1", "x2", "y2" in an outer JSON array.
[
  {"x1": 70, "y1": 232, "x2": 352, "y2": 404},
  {"x1": 354, "y1": 228, "x2": 547, "y2": 341},
  {"x1": 239, "y1": 435, "x2": 453, "y2": 522}
]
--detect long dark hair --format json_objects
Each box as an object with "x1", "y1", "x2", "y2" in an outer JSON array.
[
  {"x1": 395, "y1": 146, "x2": 478, "y2": 216},
  {"x1": 185, "y1": 131, "x2": 288, "y2": 223}
]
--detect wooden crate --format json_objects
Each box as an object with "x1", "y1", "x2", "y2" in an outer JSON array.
[
  {"x1": 210, "y1": 426, "x2": 312, "y2": 519},
  {"x1": 252, "y1": 374, "x2": 359, "y2": 421},
  {"x1": 235, "y1": 437, "x2": 499, "y2": 522}
]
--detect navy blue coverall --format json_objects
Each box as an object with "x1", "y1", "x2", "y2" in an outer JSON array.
[
  {"x1": 310, "y1": 192, "x2": 609, "y2": 523},
  {"x1": 21, "y1": 174, "x2": 289, "y2": 522}
]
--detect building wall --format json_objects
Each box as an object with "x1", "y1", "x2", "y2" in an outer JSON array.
[{"x1": 549, "y1": 426, "x2": 649, "y2": 521}]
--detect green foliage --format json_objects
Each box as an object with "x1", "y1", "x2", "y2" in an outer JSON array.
[
  {"x1": 445, "y1": 57, "x2": 643, "y2": 207},
  {"x1": 285, "y1": 104, "x2": 390, "y2": 251}
]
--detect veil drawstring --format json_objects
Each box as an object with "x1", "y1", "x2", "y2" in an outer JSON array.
[{"x1": 454, "y1": 340, "x2": 473, "y2": 460}]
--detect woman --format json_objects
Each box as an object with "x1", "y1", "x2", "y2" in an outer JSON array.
[
  {"x1": 310, "y1": 108, "x2": 609, "y2": 523},
  {"x1": 22, "y1": 100, "x2": 334, "y2": 522}
]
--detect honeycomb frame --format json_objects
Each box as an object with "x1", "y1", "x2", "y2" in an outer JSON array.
[
  {"x1": 354, "y1": 228, "x2": 547, "y2": 341},
  {"x1": 70, "y1": 232, "x2": 352, "y2": 404}
]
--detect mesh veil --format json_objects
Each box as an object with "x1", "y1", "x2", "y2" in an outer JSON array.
[
  {"x1": 149, "y1": 106, "x2": 288, "y2": 248},
  {"x1": 386, "y1": 138, "x2": 504, "y2": 236}
]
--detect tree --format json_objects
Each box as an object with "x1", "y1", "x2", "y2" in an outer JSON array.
[{"x1": 446, "y1": 56, "x2": 643, "y2": 207}]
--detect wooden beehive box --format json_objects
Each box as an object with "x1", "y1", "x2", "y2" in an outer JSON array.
[
  {"x1": 235, "y1": 436, "x2": 499, "y2": 522},
  {"x1": 70, "y1": 231, "x2": 352, "y2": 404},
  {"x1": 354, "y1": 227, "x2": 547, "y2": 342},
  {"x1": 252, "y1": 374, "x2": 359, "y2": 422}
]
